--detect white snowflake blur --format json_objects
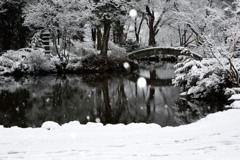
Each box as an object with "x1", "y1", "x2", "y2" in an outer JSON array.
[
  {"x1": 137, "y1": 77, "x2": 147, "y2": 88},
  {"x1": 129, "y1": 9, "x2": 137, "y2": 18}
]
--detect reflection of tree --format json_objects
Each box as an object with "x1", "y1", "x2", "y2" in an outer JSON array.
[
  {"x1": 0, "y1": 73, "x2": 225, "y2": 128},
  {"x1": 24, "y1": 77, "x2": 101, "y2": 126},
  {"x1": 0, "y1": 89, "x2": 30, "y2": 127},
  {"x1": 101, "y1": 79, "x2": 112, "y2": 123},
  {"x1": 146, "y1": 70, "x2": 156, "y2": 118},
  {"x1": 100, "y1": 79, "x2": 128, "y2": 124},
  {"x1": 173, "y1": 98, "x2": 225, "y2": 125},
  {"x1": 147, "y1": 87, "x2": 155, "y2": 118}
]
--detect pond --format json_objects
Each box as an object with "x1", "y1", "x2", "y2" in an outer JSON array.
[{"x1": 0, "y1": 61, "x2": 225, "y2": 128}]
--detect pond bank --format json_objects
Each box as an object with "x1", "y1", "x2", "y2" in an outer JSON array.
[{"x1": 0, "y1": 49, "x2": 138, "y2": 77}]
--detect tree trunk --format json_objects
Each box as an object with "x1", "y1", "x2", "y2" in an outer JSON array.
[
  {"x1": 134, "y1": 13, "x2": 144, "y2": 43},
  {"x1": 146, "y1": 5, "x2": 156, "y2": 46},
  {"x1": 135, "y1": 18, "x2": 140, "y2": 43},
  {"x1": 91, "y1": 28, "x2": 97, "y2": 48},
  {"x1": 97, "y1": 28, "x2": 102, "y2": 50},
  {"x1": 113, "y1": 21, "x2": 124, "y2": 45},
  {"x1": 100, "y1": 22, "x2": 111, "y2": 58},
  {"x1": 148, "y1": 18, "x2": 156, "y2": 46}
]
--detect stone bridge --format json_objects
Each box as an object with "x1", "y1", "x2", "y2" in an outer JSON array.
[{"x1": 128, "y1": 47, "x2": 202, "y2": 60}]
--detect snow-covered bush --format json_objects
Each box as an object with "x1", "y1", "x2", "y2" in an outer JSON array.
[
  {"x1": 0, "y1": 48, "x2": 88, "y2": 75},
  {"x1": 73, "y1": 41, "x2": 97, "y2": 57},
  {"x1": 108, "y1": 42, "x2": 127, "y2": 59},
  {"x1": 122, "y1": 39, "x2": 141, "y2": 52},
  {"x1": 173, "y1": 58, "x2": 231, "y2": 98},
  {"x1": 0, "y1": 48, "x2": 56, "y2": 75}
]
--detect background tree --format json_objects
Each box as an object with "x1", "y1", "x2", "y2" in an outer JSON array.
[
  {"x1": 145, "y1": 0, "x2": 173, "y2": 46},
  {"x1": 173, "y1": 0, "x2": 240, "y2": 91},
  {"x1": 24, "y1": 0, "x2": 88, "y2": 70},
  {"x1": 91, "y1": 0, "x2": 130, "y2": 58},
  {"x1": 0, "y1": 0, "x2": 30, "y2": 51}
]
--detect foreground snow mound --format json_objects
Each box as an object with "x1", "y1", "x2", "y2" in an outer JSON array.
[
  {"x1": 41, "y1": 121, "x2": 60, "y2": 130},
  {"x1": 0, "y1": 109, "x2": 240, "y2": 160}
]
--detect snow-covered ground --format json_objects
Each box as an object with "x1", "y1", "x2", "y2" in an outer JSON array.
[{"x1": 0, "y1": 109, "x2": 240, "y2": 160}]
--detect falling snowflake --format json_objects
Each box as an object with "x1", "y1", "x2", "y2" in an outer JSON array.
[
  {"x1": 95, "y1": 118, "x2": 101, "y2": 123},
  {"x1": 129, "y1": 9, "x2": 137, "y2": 18},
  {"x1": 123, "y1": 62, "x2": 130, "y2": 70},
  {"x1": 137, "y1": 77, "x2": 147, "y2": 88}
]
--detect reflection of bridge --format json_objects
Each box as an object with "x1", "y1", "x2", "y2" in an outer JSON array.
[
  {"x1": 128, "y1": 47, "x2": 202, "y2": 60},
  {"x1": 127, "y1": 74, "x2": 172, "y2": 87}
]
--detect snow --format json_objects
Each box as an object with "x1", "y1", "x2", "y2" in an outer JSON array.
[
  {"x1": 0, "y1": 109, "x2": 240, "y2": 160},
  {"x1": 226, "y1": 101, "x2": 240, "y2": 109},
  {"x1": 41, "y1": 121, "x2": 61, "y2": 130},
  {"x1": 228, "y1": 94, "x2": 240, "y2": 101},
  {"x1": 0, "y1": 48, "x2": 86, "y2": 75},
  {"x1": 173, "y1": 58, "x2": 237, "y2": 98}
]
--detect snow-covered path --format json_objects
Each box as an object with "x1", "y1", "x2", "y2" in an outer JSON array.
[{"x1": 1, "y1": 109, "x2": 240, "y2": 160}]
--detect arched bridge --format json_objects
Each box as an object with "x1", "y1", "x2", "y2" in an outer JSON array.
[{"x1": 128, "y1": 47, "x2": 202, "y2": 60}]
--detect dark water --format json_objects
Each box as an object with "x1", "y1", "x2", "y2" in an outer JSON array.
[{"x1": 0, "y1": 62, "x2": 225, "y2": 127}]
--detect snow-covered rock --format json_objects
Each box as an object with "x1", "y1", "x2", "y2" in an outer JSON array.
[
  {"x1": 228, "y1": 94, "x2": 240, "y2": 101},
  {"x1": 229, "y1": 101, "x2": 240, "y2": 109},
  {"x1": 41, "y1": 121, "x2": 60, "y2": 130}
]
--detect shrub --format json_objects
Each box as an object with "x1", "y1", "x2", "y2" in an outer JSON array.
[
  {"x1": 108, "y1": 42, "x2": 127, "y2": 59},
  {"x1": 0, "y1": 48, "x2": 56, "y2": 75},
  {"x1": 122, "y1": 39, "x2": 141, "y2": 52},
  {"x1": 173, "y1": 58, "x2": 231, "y2": 99}
]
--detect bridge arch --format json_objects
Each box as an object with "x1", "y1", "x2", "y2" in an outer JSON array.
[{"x1": 128, "y1": 47, "x2": 202, "y2": 60}]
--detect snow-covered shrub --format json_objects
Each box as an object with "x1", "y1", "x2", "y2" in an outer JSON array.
[
  {"x1": 73, "y1": 41, "x2": 97, "y2": 57},
  {"x1": 173, "y1": 58, "x2": 231, "y2": 98},
  {"x1": 0, "y1": 48, "x2": 56, "y2": 75},
  {"x1": 122, "y1": 39, "x2": 141, "y2": 52},
  {"x1": 108, "y1": 42, "x2": 127, "y2": 59},
  {"x1": 65, "y1": 52, "x2": 82, "y2": 72},
  {"x1": 81, "y1": 53, "x2": 105, "y2": 71},
  {"x1": 27, "y1": 50, "x2": 56, "y2": 72}
]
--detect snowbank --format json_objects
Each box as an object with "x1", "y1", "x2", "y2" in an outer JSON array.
[{"x1": 0, "y1": 109, "x2": 240, "y2": 160}]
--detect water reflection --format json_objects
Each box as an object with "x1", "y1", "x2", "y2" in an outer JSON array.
[{"x1": 0, "y1": 63, "x2": 225, "y2": 127}]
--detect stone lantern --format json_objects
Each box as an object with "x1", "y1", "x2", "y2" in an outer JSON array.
[{"x1": 42, "y1": 29, "x2": 51, "y2": 55}]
